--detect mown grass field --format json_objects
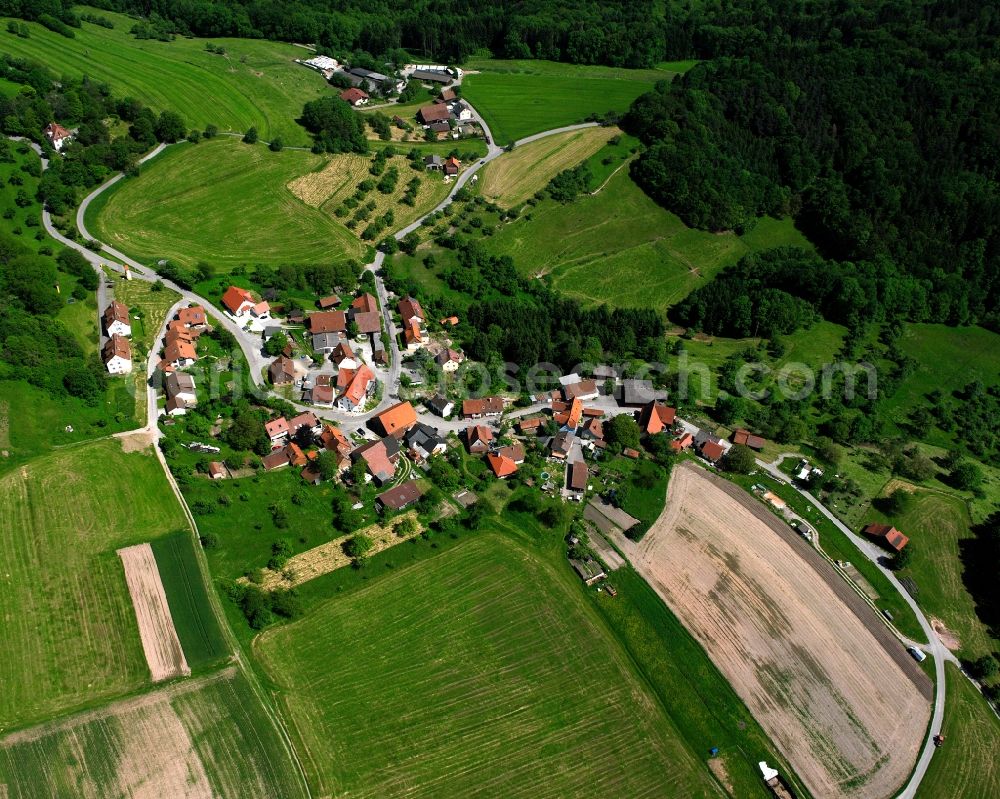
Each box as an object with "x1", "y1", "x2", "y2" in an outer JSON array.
[
  {"x1": 288, "y1": 150, "x2": 451, "y2": 236},
  {"x1": 484, "y1": 169, "x2": 748, "y2": 311},
  {"x1": 0, "y1": 668, "x2": 308, "y2": 798},
  {"x1": 462, "y1": 59, "x2": 675, "y2": 143},
  {"x1": 89, "y1": 137, "x2": 365, "y2": 271},
  {"x1": 0, "y1": 438, "x2": 187, "y2": 729},
  {"x1": 150, "y1": 532, "x2": 228, "y2": 671},
  {"x1": 257, "y1": 534, "x2": 723, "y2": 799},
  {"x1": 478, "y1": 126, "x2": 620, "y2": 206},
  {"x1": 864, "y1": 488, "x2": 996, "y2": 660},
  {"x1": 917, "y1": 664, "x2": 1000, "y2": 799},
  {"x1": 0, "y1": 7, "x2": 327, "y2": 145}
]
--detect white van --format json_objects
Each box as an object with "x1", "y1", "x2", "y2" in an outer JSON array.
[{"x1": 907, "y1": 646, "x2": 927, "y2": 663}]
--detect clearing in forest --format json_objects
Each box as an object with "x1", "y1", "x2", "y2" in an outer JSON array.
[
  {"x1": 118, "y1": 544, "x2": 190, "y2": 682},
  {"x1": 618, "y1": 463, "x2": 931, "y2": 799}
]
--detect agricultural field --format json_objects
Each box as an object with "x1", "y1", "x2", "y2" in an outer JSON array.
[
  {"x1": 0, "y1": 438, "x2": 187, "y2": 730},
  {"x1": 257, "y1": 534, "x2": 723, "y2": 799},
  {"x1": 287, "y1": 150, "x2": 451, "y2": 237},
  {"x1": 484, "y1": 169, "x2": 748, "y2": 311},
  {"x1": 88, "y1": 137, "x2": 365, "y2": 272},
  {"x1": 461, "y1": 58, "x2": 676, "y2": 143},
  {"x1": 150, "y1": 532, "x2": 228, "y2": 671},
  {"x1": 0, "y1": 7, "x2": 328, "y2": 145},
  {"x1": 616, "y1": 463, "x2": 931, "y2": 799},
  {"x1": 0, "y1": 668, "x2": 308, "y2": 799},
  {"x1": 864, "y1": 487, "x2": 997, "y2": 660},
  {"x1": 478, "y1": 126, "x2": 620, "y2": 206},
  {"x1": 917, "y1": 664, "x2": 1000, "y2": 799}
]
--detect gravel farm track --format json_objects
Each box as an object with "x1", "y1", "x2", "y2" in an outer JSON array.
[{"x1": 612, "y1": 463, "x2": 932, "y2": 799}]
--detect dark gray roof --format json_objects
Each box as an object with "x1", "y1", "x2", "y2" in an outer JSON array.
[
  {"x1": 405, "y1": 422, "x2": 445, "y2": 453},
  {"x1": 622, "y1": 378, "x2": 658, "y2": 406},
  {"x1": 311, "y1": 332, "x2": 341, "y2": 350},
  {"x1": 694, "y1": 430, "x2": 722, "y2": 447},
  {"x1": 349, "y1": 67, "x2": 389, "y2": 82},
  {"x1": 411, "y1": 69, "x2": 452, "y2": 83}
]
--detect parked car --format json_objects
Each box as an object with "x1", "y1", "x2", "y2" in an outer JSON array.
[{"x1": 907, "y1": 646, "x2": 927, "y2": 663}]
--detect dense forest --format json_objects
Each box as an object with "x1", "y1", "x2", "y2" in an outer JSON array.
[
  {"x1": 625, "y1": 0, "x2": 1000, "y2": 329},
  {"x1": 0, "y1": 0, "x2": 664, "y2": 66}
]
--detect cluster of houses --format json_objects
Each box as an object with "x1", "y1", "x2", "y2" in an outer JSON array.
[
  {"x1": 259, "y1": 399, "x2": 442, "y2": 513},
  {"x1": 158, "y1": 305, "x2": 207, "y2": 415},
  {"x1": 101, "y1": 300, "x2": 133, "y2": 375}
]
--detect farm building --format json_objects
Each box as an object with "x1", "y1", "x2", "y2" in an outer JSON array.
[
  {"x1": 567, "y1": 460, "x2": 588, "y2": 494},
  {"x1": 411, "y1": 68, "x2": 453, "y2": 84},
  {"x1": 561, "y1": 377, "x2": 599, "y2": 402},
  {"x1": 462, "y1": 396, "x2": 504, "y2": 418},
  {"x1": 621, "y1": 379, "x2": 659, "y2": 407},
  {"x1": 353, "y1": 311, "x2": 382, "y2": 335},
  {"x1": 339, "y1": 87, "x2": 369, "y2": 106},
  {"x1": 569, "y1": 558, "x2": 606, "y2": 586},
  {"x1": 317, "y1": 294, "x2": 341, "y2": 309},
  {"x1": 443, "y1": 155, "x2": 461, "y2": 176},
  {"x1": 424, "y1": 154, "x2": 443, "y2": 171},
  {"x1": 638, "y1": 401, "x2": 676, "y2": 435},
  {"x1": 417, "y1": 104, "x2": 452, "y2": 125},
  {"x1": 208, "y1": 462, "x2": 226, "y2": 479},
  {"x1": 309, "y1": 311, "x2": 347, "y2": 334},
  {"x1": 863, "y1": 523, "x2": 910, "y2": 552},
  {"x1": 377, "y1": 480, "x2": 424, "y2": 512},
  {"x1": 732, "y1": 429, "x2": 767, "y2": 450}
]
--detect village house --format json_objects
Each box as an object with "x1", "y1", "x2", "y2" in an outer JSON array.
[
  {"x1": 309, "y1": 384, "x2": 335, "y2": 407},
  {"x1": 165, "y1": 396, "x2": 189, "y2": 416},
  {"x1": 163, "y1": 340, "x2": 197, "y2": 369},
  {"x1": 549, "y1": 430, "x2": 574, "y2": 459},
  {"x1": 863, "y1": 523, "x2": 910, "y2": 552},
  {"x1": 269, "y1": 355, "x2": 296, "y2": 385},
  {"x1": 351, "y1": 292, "x2": 378, "y2": 314},
  {"x1": 338, "y1": 363, "x2": 375, "y2": 412},
  {"x1": 317, "y1": 294, "x2": 341, "y2": 309},
  {"x1": 486, "y1": 452, "x2": 518, "y2": 479},
  {"x1": 695, "y1": 430, "x2": 725, "y2": 464},
  {"x1": 497, "y1": 443, "x2": 525, "y2": 464},
  {"x1": 463, "y1": 424, "x2": 493, "y2": 454},
  {"x1": 567, "y1": 459, "x2": 588, "y2": 495},
  {"x1": 555, "y1": 398, "x2": 583, "y2": 432},
  {"x1": 377, "y1": 480, "x2": 424, "y2": 512},
  {"x1": 339, "y1": 87, "x2": 369, "y2": 106},
  {"x1": 560, "y1": 376, "x2": 598, "y2": 402},
  {"x1": 621, "y1": 378, "x2": 659, "y2": 407},
  {"x1": 165, "y1": 372, "x2": 197, "y2": 406},
  {"x1": 732, "y1": 429, "x2": 767, "y2": 450},
  {"x1": 320, "y1": 423, "x2": 352, "y2": 458},
  {"x1": 311, "y1": 332, "x2": 342, "y2": 354},
  {"x1": 517, "y1": 416, "x2": 545, "y2": 435},
  {"x1": 426, "y1": 394, "x2": 454, "y2": 418},
  {"x1": 375, "y1": 401, "x2": 418, "y2": 439},
  {"x1": 221, "y1": 286, "x2": 256, "y2": 318},
  {"x1": 405, "y1": 422, "x2": 447, "y2": 462},
  {"x1": 398, "y1": 296, "x2": 425, "y2": 325},
  {"x1": 288, "y1": 411, "x2": 321, "y2": 441},
  {"x1": 309, "y1": 311, "x2": 347, "y2": 335},
  {"x1": 177, "y1": 305, "x2": 207, "y2": 328},
  {"x1": 580, "y1": 416, "x2": 604, "y2": 442},
  {"x1": 638, "y1": 401, "x2": 677, "y2": 436},
  {"x1": 44, "y1": 121, "x2": 73, "y2": 151},
  {"x1": 265, "y1": 416, "x2": 290, "y2": 445},
  {"x1": 462, "y1": 396, "x2": 504, "y2": 419},
  {"x1": 353, "y1": 311, "x2": 381, "y2": 336},
  {"x1": 443, "y1": 155, "x2": 461, "y2": 176},
  {"x1": 403, "y1": 317, "x2": 428, "y2": 351},
  {"x1": 352, "y1": 437, "x2": 399, "y2": 485},
  {"x1": 331, "y1": 341, "x2": 359, "y2": 371},
  {"x1": 435, "y1": 348, "x2": 463, "y2": 372},
  {"x1": 671, "y1": 432, "x2": 694, "y2": 452},
  {"x1": 102, "y1": 300, "x2": 131, "y2": 337}
]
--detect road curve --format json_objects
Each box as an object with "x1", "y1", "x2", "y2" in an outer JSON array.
[{"x1": 757, "y1": 456, "x2": 948, "y2": 799}]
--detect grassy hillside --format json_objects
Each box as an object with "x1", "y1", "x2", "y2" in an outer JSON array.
[
  {"x1": 917, "y1": 664, "x2": 1000, "y2": 799},
  {"x1": 0, "y1": 669, "x2": 307, "y2": 798},
  {"x1": 0, "y1": 438, "x2": 188, "y2": 729},
  {"x1": 88, "y1": 138, "x2": 366, "y2": 272},
  {"x1": 257, "y1": 534, "x2": 723, "y2": 799},
  {"x1": 462, "y1": 59, "x2": 674, "y2": 143},
  {"x1": 483, "y1": 169, "x2": 748, "y2": 311},
  {"x1": 0, "y1": 7, "x2": 327, "y2": 145}
]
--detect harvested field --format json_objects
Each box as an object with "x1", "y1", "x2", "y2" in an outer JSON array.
[
  {"x1": 287, "y1": 152, "x2": 451, "y2": 236},
  {"x1": 257, "y1": 511, "x2": 423, "y2": 590},
  {"x1": 479, "y1": 126, "x2": 619, "y2": 207},
  {"x1": 0, "y1": 668, "x2": 308, "y2": 799},
  {"x1": 118, "y1": 544, "x2": 190, "y2": 682},
  {"x1": 619, "y1": 463, "x2": 931, "y2": 799}
]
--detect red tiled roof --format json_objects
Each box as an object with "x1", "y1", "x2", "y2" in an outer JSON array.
[
  {"x1": 732, "y1": 429, "x2": 767, "y2": 449},
  {"x1": 265, "y1": 417, "x2": 289, "y2": 438},
  {"x1": 163, "y1": 340, "x2": 197, "y2": 363},
  {"x1": 102, "y1": 300, "x2": 129, "y2": 328},
  {"x1": 568, "y1": 460, "x2": 588, "y2": 491},
  {"x1": 318, "y1": 294, "x2": 341, "y2": 309},
  {"x1": 398, "y1": 296, "x2": 424, "y2": 323},
  {"x1": 353, "y1": 310, "x2": 381, "y2": 334},
  {"x1": 177, "y1": 305, "x2": 206, "y2": 326},
  {"x1": 377, "y1": 480, "x2": 424, "y2": 510},
  {"x1": 623, "y1": 448, "x2": 641, "y2": 459},
  {"x1": 462, "y1": 396, "x2": 504, "y2": 417},
  {"x1": 566, "y1": 398, "x2": 583, "y2": 430},
  {"x1": 498, "y1": 443, "x2": 525, "y2": 463},
  {"x1": 639, "y1": 401, "x2": 676, "y2": 435},
  {"x1": 863, "y1": 523, "x2": 910, "y2": 551},
  {"x1": 103, "y1": 333, "x2": 131, "y2": 362},
  {"x1": 417, "y1": 104, "x2": 451, "y2": 124},
  {"x1": 340, "y1": 87, "x2": 368, "y2": 103},
  {"x1": 320, "y1": 424, "x2": 351, "y2": 455},
  {"x1": 700, "y1": 441, "x2": 725, "y2": 462},
  {"x1": 464, "y1": 424, "x2": 493, "y2": 452},
  {"x1": 376, "y1": 401, "x2": 418, "y2": 438},
  {"x1": 288, "y1": 412, "x2": 318, "y2": 432},
  {"x1": 352, "y1": 293, "x2": 378, "y2": 314},
  {"x1": 309, "y1": 311, "x2": 347, "y2": 334},
  {"x1": 341, "y1": 364, "x2": 374, "y2": 406},
  {"x1": 486, "y1": 453, "x2": 518, "y2": 478},
  {"x1": 222, "y1": 285, "x2": 254, "y2": 315}
]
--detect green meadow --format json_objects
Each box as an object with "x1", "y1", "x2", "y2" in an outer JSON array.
[
  {"x1": 917, "y1": 665, "x2": 1000, "y2": 799},
  {"x1": 0, "y1": 439, "x2": 187, "y2": 730},
  {"x1": 0, "y1": 7, "x2": 327, "y2": 145},
  {"x1": 257, "y1": 534, "x2": 724, "y2": 799},
  {"x1": 462, "y1": 58, "x2": 675, "y2": 143},
  {"x1": 88, "y1": 137, "x2": 366, "y2": 272}
]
